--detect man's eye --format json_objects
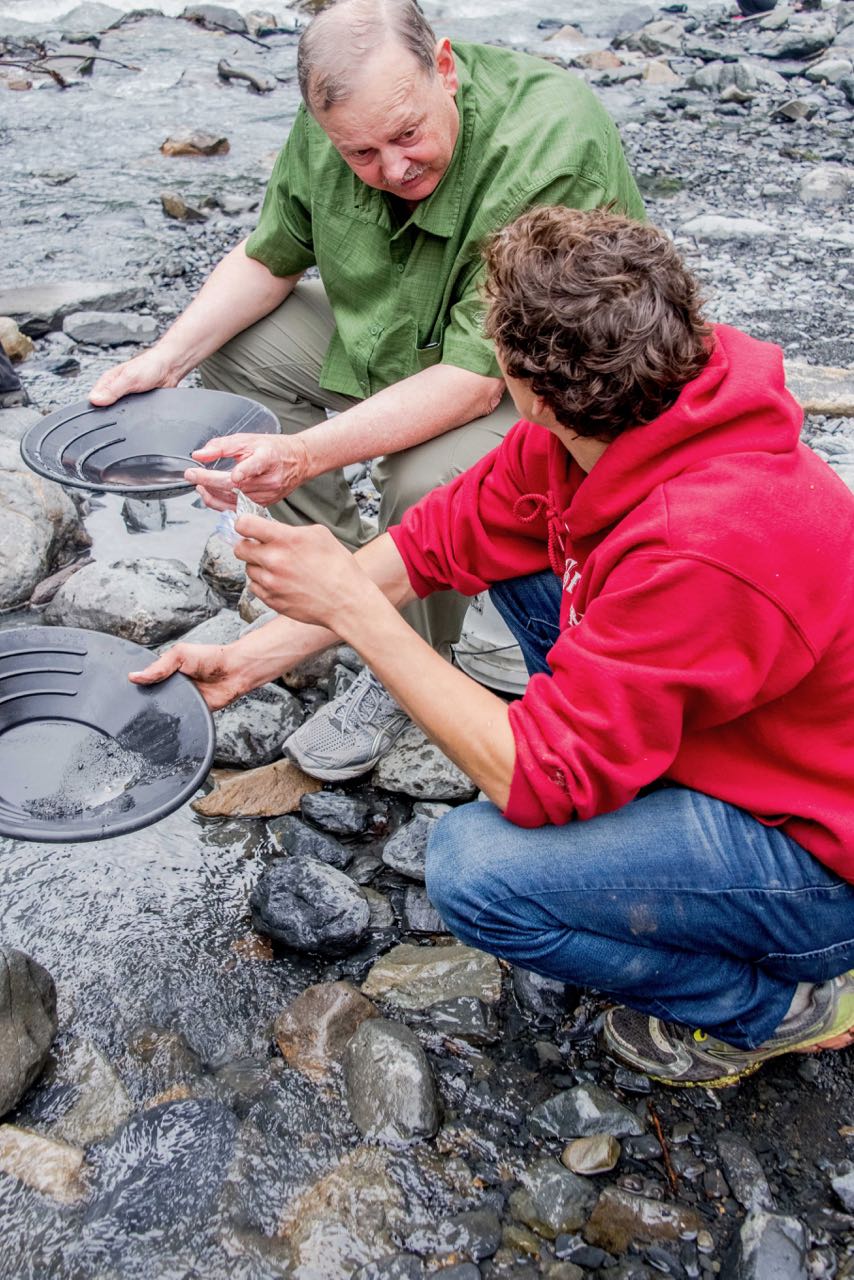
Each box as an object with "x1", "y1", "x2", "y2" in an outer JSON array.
[
  {"x1": 352, "y1": 149, "x2": 374, "y2": 161},
  {"x1": 397, "y1": 129, "x2": 417, "y2": 142}
]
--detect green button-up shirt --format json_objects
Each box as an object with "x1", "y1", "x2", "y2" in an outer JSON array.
[{"x1": 245, "y1": 41, "x2": 644, "y2": 400}]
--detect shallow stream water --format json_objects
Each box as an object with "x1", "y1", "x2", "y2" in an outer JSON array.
[{"x1": 2, "y1": 0, "x2": 854, "y2": 1275}]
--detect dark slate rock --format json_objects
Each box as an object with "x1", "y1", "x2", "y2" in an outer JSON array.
[
  {"x1": 765, "y1": 25, "x2": 836, "y2": 60},
  {"x1": 249, "y1": 857, "x2": 370, "y2": 955},
  {"x1": 343, "y1": 1018, "x2": 440, "y2": 1145},
  {"x1": 624, "y1": 1134, "x2": 664, "y2": 1162},
  {"x1": 84, "y1": 1099, "x2": 238, "y2": 1241},
  {"x1": 723, "y1": 1210, "x2": 808, "y2": 1280},
  {"x1": 381, "y1": 812, "x2": 437, "y2": 881},
  {"x1": 512, "y1": 966, "x2": 573, "y2": 1025},
  {"x1": 509, "y1": 1156, "x2": 598, "y2": 1239},
  {"x1": 403, "y1": 885, "x2": 445, "y2": 934},
  {"x1": 301, "y1": 791, "x2": 370, "y2": 836},
  {"x1": 0, "y1": 947, "x2": 57, "y2": 1118},
  {"x1": 121, "y1": 496, "x2": 166, "y2": 533},
  {"x1": 406, "y1": 1208, "x2": 501, "y2": 1261},
  {"x1": 717, "y1": 1132, "x2": 775, "y2": 1212},
  {"x1": 425, "y1": 996, "x2": 500, "y2": 1045},
  {"x1": 529, "y1": 1083, "x2": 645, "y2": 1140},
  {"x1": 213, "y1": 683, "x2": 304, "y2": 767},
  {"x1": 267, "y1": 814, "x2": 351, "y2": 869}
]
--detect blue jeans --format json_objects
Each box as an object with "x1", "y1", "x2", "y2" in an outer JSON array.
[{"x1": 427, "y1": 571, "x2": 854, "y2": 1048}]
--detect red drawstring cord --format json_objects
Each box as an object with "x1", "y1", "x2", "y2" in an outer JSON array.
[{"x1": 513, "y1": 492, "x2": 566, "y2": 577}]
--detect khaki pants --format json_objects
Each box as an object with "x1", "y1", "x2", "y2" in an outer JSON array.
[{"x1": 201, "y1": 279, "x2": 519, "y2": 651}]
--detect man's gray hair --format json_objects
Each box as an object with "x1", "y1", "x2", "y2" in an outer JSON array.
[{"x1": 297, "y1": 0, "x2": 438, "y2": 115}]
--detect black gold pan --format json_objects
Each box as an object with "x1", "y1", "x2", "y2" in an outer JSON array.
[
  {"x1": 0, "y1": 627, "x2": 215, "y2": 843},
  {"x1": 19, "y1": 387, "x2": 278, "y2": 498}
]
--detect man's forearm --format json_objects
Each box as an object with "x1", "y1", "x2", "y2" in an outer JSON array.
[
  {"x1": 300, "y1": 364, "x2": 505, "y2": 478},
  {"x1": 155, "y1": 241, "x2": 302, "y2": 382},
  {"x1": 228, "y1": 531, "x2": 417, "y2": 693}
]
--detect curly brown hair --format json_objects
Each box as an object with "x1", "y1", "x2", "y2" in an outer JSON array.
[{"x1": 483, "y1": 206, "x2": 712, "y2": 440}]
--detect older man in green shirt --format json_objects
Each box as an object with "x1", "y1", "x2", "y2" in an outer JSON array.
[{"x1": 91, "y1": 0, "x2": 643, "y2": 779}]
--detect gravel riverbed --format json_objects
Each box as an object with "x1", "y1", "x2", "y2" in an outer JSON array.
[{"x1": 0, "y1": 2, "x2": 853, "y2": 1278}]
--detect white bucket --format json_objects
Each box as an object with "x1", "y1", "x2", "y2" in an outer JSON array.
[{"x1": 454, "y1": 592, "x2": 529, "y2": 696}]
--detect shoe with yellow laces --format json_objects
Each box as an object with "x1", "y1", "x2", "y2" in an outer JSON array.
[{"x1": 602, "y1": 971, "x2": 854, "y2": 1088}]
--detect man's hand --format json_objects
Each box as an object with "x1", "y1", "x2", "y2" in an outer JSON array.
[
  {"x1": 128, "y1": 642, "x2": 246, "y2": 711},
  {"x1": 90, "y1": 347, "x2": 179, "y2": 407},
  {"x1": 234, "y1": 515, "x2": 367, "y2": 628},
  {"x1": 185, "y1": 433, "x2": 312, "y2": 511}
]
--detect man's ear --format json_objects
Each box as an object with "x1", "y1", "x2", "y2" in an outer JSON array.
[{"x1": 435, "y1": 38, "x2": 459, "y2": 94}]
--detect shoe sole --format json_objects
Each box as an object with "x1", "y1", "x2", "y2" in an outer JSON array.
[{"x1": 284, "y1": 749, "x2": 379, "y2": 782}]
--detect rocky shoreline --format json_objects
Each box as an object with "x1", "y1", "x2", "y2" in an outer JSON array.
[{"x1": 1, "y1": 3, "x2": 854, "y2": 1279}]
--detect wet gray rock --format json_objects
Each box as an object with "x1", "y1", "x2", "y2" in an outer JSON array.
[
  {"x1": 121, "y1": 496, "x2": 166, "y2": 532},
  {"x1": 181, "y1": 3, "x2": 247, "y2": 33},
  {"x1": 724, "y1": 1210, "x2": 808, "y2": 1280},
  {"x1": 62, "y1": 311, "x2": 158, "y2": 346},
  {"x1": 344, "y1": 1018, "x2": 440, "y2": 1145},
  {"x1": 200, "y1": 530, "x2": 246, "y2": 596},
  {"x1": 529, "y1": 1084, "x2": 645, "y2": 1141},
  {"x1": 83, "y1": 1099, "x2": 238, "y2": 1248},
  {"x1": 805, "y1": 57, "x2": 853, "y2": 85},
  {"x1": 512, "y1": 967, "x2": 572, "y2": 1026},
  {"x1": 680, "y1": 214, "x2": 777, "y2": 242},
  {"x1": 717, "y1": 1132, "x2": 775, "y2": 1212},
  {"x1": 381, "y1": 808, "x2": 449, "y2": 880},
  {"x1": 0, "y1": 438, "x2": 86, "y2": 608},
  {"x1": 45, "y1": 556, "x2": 220, "y2": 644},
  {"x1": 0, "y1": 405, "x2": 39, "y2": 441},
  {"x1": 249, "y1": 856, "x2": 370, "y2": 955},
  {"x1": 831, "y1": 1167, "x2": 854, "y2": 1213},
  {"x1": 0, "y1": 948, "x2": 58, "y2": 1120},
  {"x1": 0, "y1": 280, "x2": 147, "y2": 337},
  {"x1": 372, "y1": 723, "x2": 477, "y2": 801},
  {"x1": 166, "y1": 607, "x2": 243, "y2": 649},
  {"x1": 619, "y1": 17, "x2": 684, "y2": 56},
  {"x1": 689, "y1": 59, "x2": 787, "y2": 94},
  {"x1": 301, "y1": 790, "x2": 370, "y2": 835},
  {"x1": 799, "y1": 165, "x2": 854, "y2": 204},
  {"x1": 403, "y1": 884, "x2": 445, "y2": 934},
  {"x1": 213, "y1": 683, "x2": 304, "y2": 767},
  {"x1": 267, "y1": 814, "x2": 352, "y2": 869},
  {"x1": 509, "y1": 1157, "x2": 598, "y2": 1239},
  {"x1": 765, "y1": 23, "x2": 836, "y2": 61}
]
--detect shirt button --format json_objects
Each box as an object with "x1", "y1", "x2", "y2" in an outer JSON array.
[
  {"x1": 369, "y1": 325, "x2": 379, "y2": 335},
  {"x1": 396, "y1": 263, "x2": 404, "y2": 273}
]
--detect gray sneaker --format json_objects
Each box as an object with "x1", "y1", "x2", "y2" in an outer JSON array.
[{"x1": 284, "y1": 666, "x2": 410, "y2": 781}]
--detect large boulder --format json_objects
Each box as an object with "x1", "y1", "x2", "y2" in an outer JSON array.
[
  {"x1": 0, "y1": 947, "x2": 58, "y2": 1119},
  {"x1": 212, "y1": 684, "x2": 304, "y2": 767},
  {"x1": 0, "y1": 437, "x2": 87, "y2": 608},
  {"x1": 45, "y1": 557, "x2": 220, "y2": 644}
]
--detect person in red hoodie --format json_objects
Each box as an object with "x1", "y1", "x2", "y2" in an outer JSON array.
[{"x1": 133, "y1": 207, "x2": 854, "y2": 1087}]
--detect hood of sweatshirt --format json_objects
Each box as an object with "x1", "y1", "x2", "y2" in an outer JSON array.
[{"x1": 562, "y1": 325, "x2": 803, "y2": 542}]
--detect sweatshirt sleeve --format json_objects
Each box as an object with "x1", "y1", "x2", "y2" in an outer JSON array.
[
  {"x1": 389, "y1": 421, "x2": 566, "y2": 597},
  {"x1": 505, "y1": 552, "x2": 816, "y2": 827}
]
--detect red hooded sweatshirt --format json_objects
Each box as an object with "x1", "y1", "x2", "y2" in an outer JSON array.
[{"x1": 390, "y1": 326, "x2": 854, "y2": 881}]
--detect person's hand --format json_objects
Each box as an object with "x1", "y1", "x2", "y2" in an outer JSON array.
[
  {"x1": 184, "y1": 433, "x2": 311, "y2": 511},
  {"x1": 234, "y1": 515, "x2": 366, "y2": 629},
  {"x1": 89, "y1": 346, "x2": 178, "y2": 407},
  {"x1": 128, "y1": 642, "x2": 245, "y2": 711}
]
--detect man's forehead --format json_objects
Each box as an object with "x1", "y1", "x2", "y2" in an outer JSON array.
[{"x1": 321, "y1": 71, "x2": 428, "y2": 147}]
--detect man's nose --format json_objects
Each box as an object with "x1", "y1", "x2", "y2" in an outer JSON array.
[{"x1": 381, "y1": 149, "x2": 410, "y2": 183}]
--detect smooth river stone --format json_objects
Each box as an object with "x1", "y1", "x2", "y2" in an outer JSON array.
[
  {"x1": 273, "y1": 980, "x2": 379, "y2": 1082},
  {"x1": 361, "y1": 942, "x2": 502, "y2": 1010}
]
